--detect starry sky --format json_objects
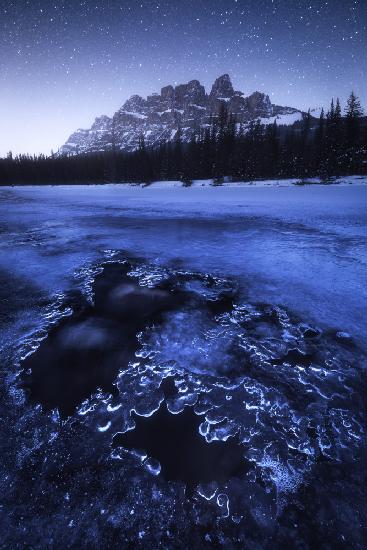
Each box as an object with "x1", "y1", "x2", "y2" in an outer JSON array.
[{"x1": 1, "y1": 0, "x2": 366, "y2": 156}]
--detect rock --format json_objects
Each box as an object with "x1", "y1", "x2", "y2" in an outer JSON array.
[
  {"x1": 209, "y1": 73, "x2": 235, "y2": 100},
  {"x1": 174, "y1": 79, "x2": 206, "y2": 107},
  {"x1": 303, "y1": 326, "x2": 321, "y2": 339},
  {"x1": 121, "y1": 94, "x2": 147, "y2": 113},
  {"x1": 246, "y1": 91, "x2": 272, "y2": 117}
]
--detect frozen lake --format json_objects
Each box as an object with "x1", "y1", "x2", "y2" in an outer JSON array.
[{"x1": 1, "y1": 180, "x2": 367, "y2": 547}]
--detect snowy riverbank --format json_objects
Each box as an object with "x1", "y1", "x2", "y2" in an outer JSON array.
[{"x1": 139, "y1": 175, "x2": 367, "y2": 188}]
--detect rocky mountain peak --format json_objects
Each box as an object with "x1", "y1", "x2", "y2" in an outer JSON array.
[
  {"x1": 174, "y1": 79, "x2": 206, "y2": 107},
  {"x1": 246, "y1": 91, "x2": 272, "y2": 117},
  {"x1": 121, "y1": 95, "x2": 147, "y2": 113},
  {"x1": 59, "y1": 74, "x2": 303, "y2": 156},
  {"x1": 209, "y1": 74, "x2": 234, "y2": 99},
  {"x1": 161, "y1": 85, "x2": 175, "y2": 100}
]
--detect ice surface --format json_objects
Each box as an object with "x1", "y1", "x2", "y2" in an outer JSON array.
[
  {"x1": 0, "y1": 180, "x2": 367, "y2": 547},
  {"x1": 1, "y1": 179, "x2": 367, "y2": 349}
]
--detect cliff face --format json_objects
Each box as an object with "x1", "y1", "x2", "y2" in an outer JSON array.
[{"x1": 59, "y1": 74, "x2": 302, "y2": 155}]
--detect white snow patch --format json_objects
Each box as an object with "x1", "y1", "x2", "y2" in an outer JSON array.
[
  {"x1": 190, "y1": 104, "x2": 206, "y2": 110},
  {"x1": 119, "y1": 110, "x2": 147, "y2": 120},
  {"x1": 260, "y1": 112, "x2": 303, "y2": 126}
]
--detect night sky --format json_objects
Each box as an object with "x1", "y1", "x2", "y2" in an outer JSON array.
[{"x1": 1, "y1": 0, "x2": 366, "y2": 156}]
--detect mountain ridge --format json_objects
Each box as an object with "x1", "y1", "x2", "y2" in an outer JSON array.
[{"x1": 59, "y1": 74, "x2": 304, "y2": 155}]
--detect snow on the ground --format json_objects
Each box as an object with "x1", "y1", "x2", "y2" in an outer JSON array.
[
  {"x1": 140, "y1": 175, "x2": 367, "y2": 188},
  {"x1": 259, "y1": 111, "x2": 303, "y2": 126},
  {"x1": 310, "y1": 107, "x2": 323, "y2": 118}
]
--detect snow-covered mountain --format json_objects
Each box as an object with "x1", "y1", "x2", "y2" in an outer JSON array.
[{"x1": 59, "y1": 74, "x2": 303, "y2": 155}]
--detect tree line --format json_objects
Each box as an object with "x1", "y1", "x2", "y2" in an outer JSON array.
[{"x1": 0, "y1": 92, "x2": 366, "y2": 186}]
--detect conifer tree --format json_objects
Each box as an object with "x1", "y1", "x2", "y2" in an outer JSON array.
[{"x1": 345, "y1": 92, "x2": 364, "y2": 146}]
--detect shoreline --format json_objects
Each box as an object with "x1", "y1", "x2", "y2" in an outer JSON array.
[{"x1": 1, "y1": 175, "x2": 367, "y2": 189}]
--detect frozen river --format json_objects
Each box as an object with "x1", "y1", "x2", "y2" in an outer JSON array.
[
  {"x1": 1, "y1": 180, "x2": 367, "y2": 547},
  {"x1": 1, "y1": 180, "x2": 367, "y2": 347}
]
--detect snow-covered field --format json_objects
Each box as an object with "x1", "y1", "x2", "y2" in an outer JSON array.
[{"x1": 0, "y1": 178, "x2": 367, "y2": 547}]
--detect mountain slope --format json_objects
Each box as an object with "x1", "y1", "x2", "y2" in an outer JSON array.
[{"x1": 59, "y1": 74, "x2": 303, "y2": 155}]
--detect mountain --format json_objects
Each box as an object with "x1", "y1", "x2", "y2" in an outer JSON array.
[{"x1": 59, "y1": 74, "x2": 303, "y2": 155}]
